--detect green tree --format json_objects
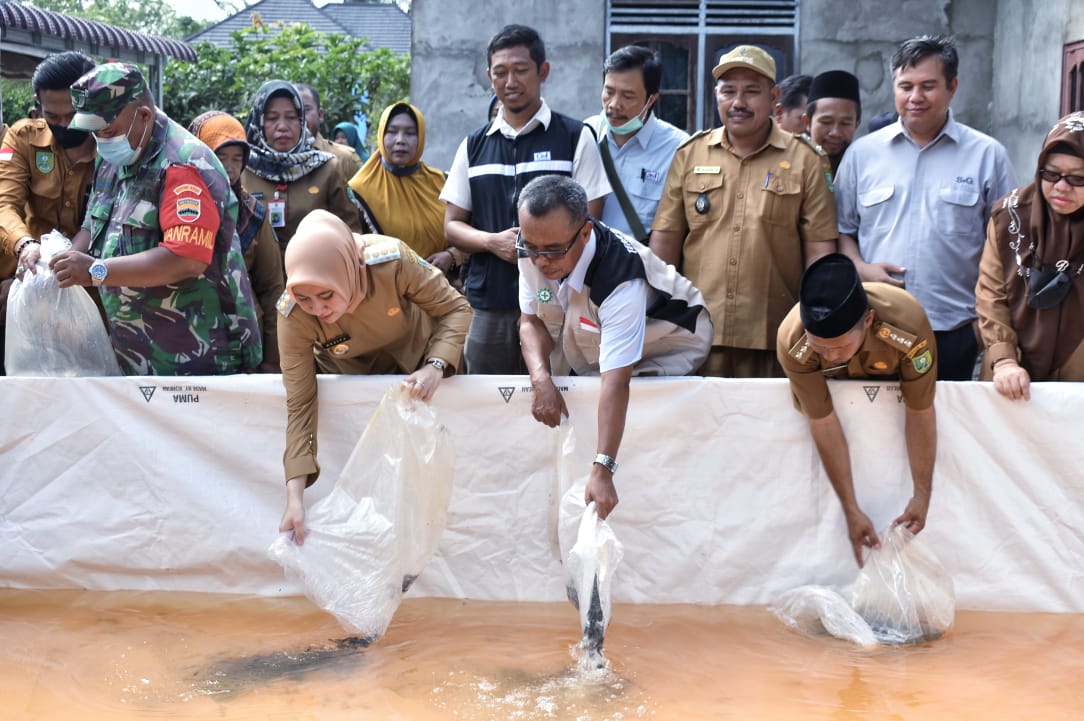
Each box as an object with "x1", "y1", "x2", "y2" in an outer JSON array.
[
  {"x1": 1, "y1": 79, "x2": 36, "y2": 128},
  {"x1": 162, "y1": 23, "x2": 410, "y2": 143}
]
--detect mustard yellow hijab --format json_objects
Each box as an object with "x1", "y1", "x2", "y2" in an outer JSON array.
[{"x1": 348, "y1": 102, "x2": 447, "y2": 259}]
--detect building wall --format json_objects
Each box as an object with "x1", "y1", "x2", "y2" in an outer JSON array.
[{"x1": 411, "y1": 0, "x2": 605, "y2": 170}]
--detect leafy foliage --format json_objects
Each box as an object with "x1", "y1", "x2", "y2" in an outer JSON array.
[{"x1": 162, "y1": 23, "x2": 410, "y2": 143}]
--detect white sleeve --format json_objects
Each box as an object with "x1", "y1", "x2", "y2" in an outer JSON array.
[
  {"x1": 519, "y1": 258, "x2": 539, "y2": 315},
  {"x1": 438, "y1": 138, "x2": 473, "y2": 211},
  {"x1": 572, "y1": 126, "x2": 612, "y2": 202},
  {"x1": 597, "y1": 278, "x2": 648, "y2": 373}
]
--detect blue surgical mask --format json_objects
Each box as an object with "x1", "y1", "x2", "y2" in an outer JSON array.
[{"x1": 94, "y1": 111, "x2": 148, "y2": 167}]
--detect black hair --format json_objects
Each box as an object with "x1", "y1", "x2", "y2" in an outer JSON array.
[
  {"x1": 487, "y1": 24, "x2": 545, "y2": 69},
  {"x1": 386, "y1": 103, "x2": 417, "y2": 127},
  {"x1": 604, "y1": 45, "x2": 662, "y2": 97},
  {"x1": 518, "y1": 175, "x2": 588, "y2": 226},
  {"x1": 294, "y1": 82, "x2": 321, "y2": 111},
  {"x1": 31, "y1": 51, "x2": 95, "y2": 95},
  {"x1": 891, "y1": 34, "x2": 958, "y2": 85},
  {"x1": 806, "y1": 99, "x2": 863, "y2": 125},
  {"x1": 777, "y1": 74, "x2": 812, "y2": 111}
]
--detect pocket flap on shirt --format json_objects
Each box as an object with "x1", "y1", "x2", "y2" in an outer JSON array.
[
  {"x1": 938, "y1": 185, "x2": 980, "y2": 207},
  {"x1": 858, "y1": 186, "x2": 894, "y2": 207}
]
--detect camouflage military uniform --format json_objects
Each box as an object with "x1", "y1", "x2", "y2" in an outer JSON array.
[{"x1": 70, "y1": 61, "x2": 263, "y2": 376}]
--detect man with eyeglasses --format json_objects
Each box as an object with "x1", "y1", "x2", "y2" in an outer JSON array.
[
  {"x1": 46, "y1": 62, "x2": 262, "y2": 375},
  {"x1": 777, "y1": 253, "x2": 937, "y2": 567},
  {"x1": 834, "y1": 34, "x2": 1017, "y2": 380},
  {"x1": 517, "y1": 175, "x2": 712, "y2": 518}
]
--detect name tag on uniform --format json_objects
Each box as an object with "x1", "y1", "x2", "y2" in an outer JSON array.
[
  {"x1": 642, "y1": 169, "x2": 662, "y2": 183},
  {"x1": 693, "y1": 165, "x2": 720, "y2": 174}
]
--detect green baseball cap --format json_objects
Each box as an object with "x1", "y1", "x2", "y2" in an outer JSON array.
[{"x1": 69, "y1": 62, "x2": 147, "y2": 132}]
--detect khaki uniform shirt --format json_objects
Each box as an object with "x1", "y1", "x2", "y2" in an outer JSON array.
[
  {"x1": 315, "y1": 133, "x2": 362, "y2": 186},
  {"x1": 244, "y1": 216, "x2": 285, "y2": 366},
  {"x1": 244, "y1": 157, "x2": 363, "y2": 249},
  {"x1": 0, "y1": 120, "x2": 96, "y2": 279},
  {"x1": 278, "y1": 237, "x2": 472, "y2": 483},
  {"x1": 777, "y1": 283, "x2": 938, "y2": 420},
  {"x1": 653, "y1": 123, "x2": 838, "y2": 350}
]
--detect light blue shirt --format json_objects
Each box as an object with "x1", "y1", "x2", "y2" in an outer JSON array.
[
  {"x1": 585, "y1": 112, "x2": 689, "y2": 239},
  {"x1": 834, "y1": 111, "x2": 1017, "y2": 331}
]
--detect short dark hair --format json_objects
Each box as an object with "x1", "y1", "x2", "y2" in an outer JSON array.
[
  {"x1": 891, "y1": 34, "x2": 958, "y2": 85},
  {"x1": 32, "y1": 52, "x2": 95, "y2": 95},
  {"x1": 294, "y1": 82, "x2": 320, "y2": 111},
  {"x1": 518, "y1": 175, "x2": 588, "y2": 226},
  {"x1": 778, "y1": 74, "x2": 812, "y2": 111},
  {"x1": 604, "y1": 45, "x2": 662, "y2": 97},
  {"x1": 806, "y1": 99, "x2": 862, "y2": 125},
  {"x1": 487, "y1": 24, "x2": 545, "y2": 69}
]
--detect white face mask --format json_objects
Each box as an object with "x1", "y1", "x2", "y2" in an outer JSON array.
[{"x1": 94, "y1": 110, "x2": 148, "y2": 167}]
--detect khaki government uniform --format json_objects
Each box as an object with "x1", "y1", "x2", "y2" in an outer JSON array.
[
  {"x1": 244, "y1": 157, "x2": 363, "y2": 251},
  {"x1": 0, "y1": 119, "x2": 96, "y2": 279},
  {"x1": 776, "y1": 283, "x2": 938, "y2": 420},
  {"x1": 244, "y1": 216, "x2": 285, "y2": 366},
  {"x1": 315, "y1": 133, "x2": 362, "y2": 187},
  {"x1": 278, "y1": 237, "x2": 472, "y2": 484},
  {"x1": 653, "y1": 123, "x2": 838, "y2": 354}
]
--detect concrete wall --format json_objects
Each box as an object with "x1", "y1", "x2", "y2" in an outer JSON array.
[{"x1": 411, "y1": 0, "x2": 605, "y2": 171}]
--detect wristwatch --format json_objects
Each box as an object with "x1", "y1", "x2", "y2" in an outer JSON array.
[
  {"x1": 427, "y1": 358, "x2": 447, "y2": 372},
  {"x1": 593, "y1": 453, "x2": 618, "y2": 474},
  {"x1": 89, "y1": 259, "x2": 109, "y2": 286}
]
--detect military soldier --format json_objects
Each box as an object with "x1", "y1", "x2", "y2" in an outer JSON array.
[
  {"x1": 49, "y1": 62, "x2": 262, "y2": 375},
  {"x1": 776, "y1": 253, "x2": 938, "y2": 567}
]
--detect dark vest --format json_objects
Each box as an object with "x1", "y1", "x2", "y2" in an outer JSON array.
[{"x1": 464, "y1": 112, "x2": 584, "y2": 310}]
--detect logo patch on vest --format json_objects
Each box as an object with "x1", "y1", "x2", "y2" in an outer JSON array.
[
  {"x1": 537, "y1": 288, "x2": 553, "y2": 303},
  {"x1": 176, "y1": 197, "x2": 201, "y2": 223},
  {"x1": 533, "y1": 151, "x2": 551, "y2": 161}
]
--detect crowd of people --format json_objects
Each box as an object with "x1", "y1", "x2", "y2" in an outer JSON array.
[{"x1": 1, "y1": 24, "x2": 1081, "y2": 564}]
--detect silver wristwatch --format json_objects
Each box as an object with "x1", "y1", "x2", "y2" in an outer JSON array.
[
  {"x1": 593, "y1": 453, "x2": 618, "y2": 474},
  {"x1": 89, "y1": 259, "x2": 109, "y2": 287},
  {"x1": 427, "y1": 358, "x2": 447, "y2": 372}
]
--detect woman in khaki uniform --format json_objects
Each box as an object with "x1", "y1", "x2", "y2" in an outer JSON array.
[
  {"x1": 977, "y1": 112, "x2": 1084, "y2": 401},
  {"x1": 276, "y1": 210, "x2": 471, "y2": 544},
  {"x1": 242, "y1": 80, "x2": 364, "y2": 252}
]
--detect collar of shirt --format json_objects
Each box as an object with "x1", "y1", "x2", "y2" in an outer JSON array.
[
  {"x1": 716, "y1": 119, "x2": 791, "y2": 156},
  {"x1": 557, "y1": 229, "x2": 598, "y2": 296},
  {"x1": 487, "y1": 99, "x2": 551, "y2": 139},
  {"x1": 602, "y1": 111, "x2": 659, "y2": 151},
  {"x1": 893, "y1": 108, "x2": 960, "y2": 148}
]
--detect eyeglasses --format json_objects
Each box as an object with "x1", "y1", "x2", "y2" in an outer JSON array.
[
  {"x1": 1038, "y1": 169, "x2": 1084, "y2": 187},
  {"x1": 516, "y1": 219, "x2": 587, "y2": 258}
]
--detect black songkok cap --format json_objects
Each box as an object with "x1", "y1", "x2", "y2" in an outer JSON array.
[
  {"x1": 808, "y1": 70, "x2": 861, "y2": 115},
  {"x1": 799, "y1": 253, "x2": 869, "y2": 338}
]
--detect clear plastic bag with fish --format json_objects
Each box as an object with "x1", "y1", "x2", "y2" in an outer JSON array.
[
  {"x1": 5, "y1": 229, "x2": 120, "y2": 377},
  {"x1": 556, "y1": 420, "x2": 624, "y2": 658},
  {"x1": 771, "y1": 524, "x2": 954, "y2": 645},
  {"x1": 268, "y1": 383, "x2": 454, "y2": 640}
]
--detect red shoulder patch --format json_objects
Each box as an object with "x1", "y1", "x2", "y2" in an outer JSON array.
[{"x1": 160, "y1": 164, "x2": 220, "y2": 264}]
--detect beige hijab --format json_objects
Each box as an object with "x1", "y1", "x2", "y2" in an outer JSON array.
[{"x1": 284, "y1": 210, "x2": 368, "y2": 314}]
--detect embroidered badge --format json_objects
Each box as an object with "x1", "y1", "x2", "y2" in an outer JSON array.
[
  {"x1": 35, "y1": 151, "x2": 54, "y2": 174},
  {"x1": 779, "y1": 161, "x2": 791, "y2": 170},
  {"x1": 387, "y1": 307, "x2": 401, "y2": 316},
  {"x1": 0, "y1": 148, "x2": 13, "y2": 161},
  {"x1": 911, "y1": 350, "x2": 933, "y2": 375},
  {"x1": 873, "y1": 361, "x2": 888, "y2": 370},
  {"x1": 534, "y1": 150, "x2": 552, "y2": 161},
  {"x1": 308, "y1": 185, "x2": 320, "y2": 194},
  {"x1": 173, "y1": 183, "x2": 203, "y2": 196},
  {"x1": 537, "y1": 288, "x2": 553, "y2": 303},
  {"x1": 321, "y1": 334, "x2": 351, "y2": 355},
  {"x1": 176, "y1": 197, "x2": 201, "y2": 223},
  {"x1": 1063, "y1": 114, "x2": 1084, "y2": 133}
]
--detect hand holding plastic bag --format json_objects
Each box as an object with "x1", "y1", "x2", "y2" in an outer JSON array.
[
  {"x1": 5, "y1": 230, "x2": 120, "y2": 377},
  {"x1": 771, "y1": 524, "x2": 954, "y2": 645},
  {"x1": 268, "y1": 383, "x2": 454, "y2": 640}
]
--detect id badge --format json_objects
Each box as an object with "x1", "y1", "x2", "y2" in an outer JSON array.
[{"x1": 268, "y1": 197, "x2": 286, "y2": 228}]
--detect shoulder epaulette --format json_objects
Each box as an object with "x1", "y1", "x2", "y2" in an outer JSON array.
[
  {"x1": 276, "y1": 290, "x2": 296, "y2": 317},
  {"x1": 363, "y1": 238, "x2": 402, "y2": 265},
  {"x1": 873, "y1": 321, "x2": 917, "y2": 353},
  {"x1": 676, "y1": 127, "x2": 712, "y2": 151},
  {"x1": 795, "y1": 132, "x2": 828, "y2": 157},
  {"x1": 788, "y1": 333, "x2": 813, "y2": 362}
]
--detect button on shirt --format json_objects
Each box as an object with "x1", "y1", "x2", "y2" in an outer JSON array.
[
  {"x1": 834, "y1": 112, "x2": 1017, "y2": 331},
  {"x1": 584, "y1": 113, "x2": 689, "y2": 237}
]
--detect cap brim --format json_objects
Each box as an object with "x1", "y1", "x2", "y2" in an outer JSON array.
[
  {"x1": 68, "y1": 112, "x2": 107, "y2": 132},
  {"x1": 712, "y1": 60, "x2": 773, "y2": 81}
]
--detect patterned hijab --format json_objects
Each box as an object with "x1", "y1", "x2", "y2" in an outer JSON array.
[
  {"x1": 244, "y1": 80, "x2": 332, "y2": 183},
  {"x1": 285, "y1": 209, "x2": 368, "y2": 315},
  {"x1": 993, "y1": 112, "x2": 1084, "y2": 377},
  {"x1": 347, "y1": 101, "x2": 447, "y2": 258}
]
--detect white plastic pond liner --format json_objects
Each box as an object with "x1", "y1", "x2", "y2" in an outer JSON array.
[{"x1": 1, "y1": 375, "x2": 1081, "y2": 613}]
